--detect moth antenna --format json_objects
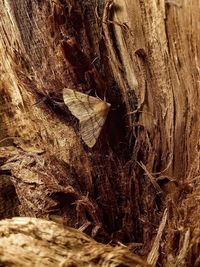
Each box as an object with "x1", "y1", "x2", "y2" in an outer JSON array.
[
  {"x1": 94, "y1": 90, "x2": 98, "y2": 97},
  {"x1": 103, "y1": 89, "x2": 107, "y2": 102},
  {"x1": 85, "y1": 88, "x2": 93, "y2": 95},
  {"x1": 94, "y1": 90, "x2": 102, "y2": 101}
]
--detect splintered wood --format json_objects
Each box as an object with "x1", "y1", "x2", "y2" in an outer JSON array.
[
  {"x1": 63, "y1": 89, "x2": 111, "y2": 148},
  {"x1": 0, "y1": 217, "x2": 149, "y2": 267}
]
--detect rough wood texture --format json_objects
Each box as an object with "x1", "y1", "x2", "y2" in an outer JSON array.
[
  {"x1": 0, "y1": 217, "x2": 149, "y2": 267},
  {"x1": 0, "y1": 0, "x2": 199, "y2": 266}
]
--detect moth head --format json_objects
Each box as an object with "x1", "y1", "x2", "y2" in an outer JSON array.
[{"x1": 63, "y1": 88, "x2": 111, "y2": 148}]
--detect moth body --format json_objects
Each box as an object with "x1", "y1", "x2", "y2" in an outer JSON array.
[{"x1": 63, "y1": 88, "x2": 110, "y2": 147}]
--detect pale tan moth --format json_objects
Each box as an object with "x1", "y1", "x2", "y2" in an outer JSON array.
[{"x1": 63, "y1": 88, "x2": 111, "y2": 148}]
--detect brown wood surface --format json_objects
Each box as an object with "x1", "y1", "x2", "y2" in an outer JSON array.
[{"x1": 0, "y1": 0, "x2": 199, "y2": 266}]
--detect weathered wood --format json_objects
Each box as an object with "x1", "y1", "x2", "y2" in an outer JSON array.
[
  {"x1": 0, "y1": 217, "x2": 149, "y2": 267},
  {"x1": 0, "y1": 0, "x2": 199, "y2": 266}
]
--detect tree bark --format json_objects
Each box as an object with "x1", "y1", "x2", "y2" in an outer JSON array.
[
  {"x1": 0, "y1": 217, "x2": 149, "y2": 267},
  {"x1": 0, "y1": 0, "x2": 199, "y2": 266}
]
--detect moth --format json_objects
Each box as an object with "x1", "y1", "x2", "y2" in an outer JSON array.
[{"x1": 63, "y1": 88, "x2": 111, "y2": 148}]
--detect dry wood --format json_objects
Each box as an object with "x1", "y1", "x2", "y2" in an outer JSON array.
[
  {"x1": 0, "y1": 0, "x2": 199, "y2": 266},
  {"x1": 0, "y1": 217, "x2": 149, "y2": 267}
]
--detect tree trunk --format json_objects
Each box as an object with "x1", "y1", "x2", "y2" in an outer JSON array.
[{"x1": 0, "y1": 0, "x2": 199, "y2": 266}]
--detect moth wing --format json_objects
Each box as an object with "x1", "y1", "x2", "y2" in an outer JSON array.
[
  {"x1": 63, "y1": 88, "x2": 102, "y2": 119},
  {"x1": 63, "y1": 88, "x2": 110, "y2": 147},
  {"x1": 80, "y1": 108, "x2": 109, "y2": 147}
]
